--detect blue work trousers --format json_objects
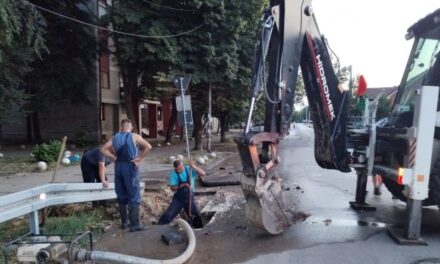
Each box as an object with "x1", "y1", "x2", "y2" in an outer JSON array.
[
  {"x1": 115, "y1": 161, "x2": 141, "y2": 206},
  {"x1": 158, "y1": 187, "x2": 203, "y2": 227}
]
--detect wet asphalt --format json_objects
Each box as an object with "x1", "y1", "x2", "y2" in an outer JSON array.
[
  {"x1": 96, "y1": 124, "x2": 440, "y2": 264},
  {"x1": 241, "y1": 124, "x2": 440, "y2": 264}
]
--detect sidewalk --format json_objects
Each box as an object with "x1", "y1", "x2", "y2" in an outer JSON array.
[{"x1": 0, "y1": 136, "x2": 238, "y2": 196}]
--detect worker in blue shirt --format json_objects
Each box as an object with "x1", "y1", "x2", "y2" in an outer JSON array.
[
  {"x1": 101, "y1": 119, "x2": 152, "y2": 232},
  {"x1": 158, "y1": 159, "x2": 206, "y2": 228},
  {"x1": 81, "y1": 147, "x2": 112, "y2": 187},
  {"x1": 81, "y1": 147, "x2": 112, "y2": 207}
]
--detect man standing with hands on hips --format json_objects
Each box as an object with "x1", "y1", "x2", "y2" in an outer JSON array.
[{"x1": 101, "y1": 119, "x2": 152, "y2": 232}]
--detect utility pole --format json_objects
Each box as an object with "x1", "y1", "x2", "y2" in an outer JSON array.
[
  {"x1": 207, "y1": 83, "x2": 212, "y2": 152},
  {"x1": 180, "y1": 78, "x2": 192, "y2": 217}
]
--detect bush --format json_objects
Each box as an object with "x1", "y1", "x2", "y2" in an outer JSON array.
[
  {"x1": 32, "y1": 140, "x2": 62, "y2": 163},
  {"x1": 74, "y1": 130, "x2": 89, "y2": 148}
]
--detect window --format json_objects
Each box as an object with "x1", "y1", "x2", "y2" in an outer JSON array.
[
  {"x1": 396, "y1": 38, "x2": 440, "y2": 113},
  {"x1": 158, "y1": 107, "x2": 163, "y2": 121},
  {"x1": 99, "y1": 52, "x2": 110, "y2": 89},
  {"x1": 100, "y1": 71, "x2": 109, "y2": 89}
]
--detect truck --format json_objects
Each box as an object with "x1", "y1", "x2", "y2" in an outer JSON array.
[
  {"x1": 349, "y1": 8, "x2": 440, "y2": 245},
  {"x1": 236, "y1": 0, "x2": 440, "y2": 244}
]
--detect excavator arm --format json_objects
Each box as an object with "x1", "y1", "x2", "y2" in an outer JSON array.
[{"x1": 236, "y1": 0, "x2": 350, "y2": 234}]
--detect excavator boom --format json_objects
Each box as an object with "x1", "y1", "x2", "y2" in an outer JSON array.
[{"x1": 236, "y1": 0, "x2": 350, "y2": 234}]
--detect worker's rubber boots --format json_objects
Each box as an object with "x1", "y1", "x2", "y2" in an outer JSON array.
[
  {"x1": 191, "y1": 215, "x2": 203, "y2": 229},
  {"x1": 119, "y1": 204, "x2": 128, "y2": 229},
  {"x1": 128, "y1": 204, "x2": 148, "y2": 232}
]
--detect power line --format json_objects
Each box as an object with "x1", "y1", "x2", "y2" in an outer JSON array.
[
  {"x1": 21, "y1": 0, "x2": 205, "y2": 39},
  {"x1": 141, "y1": 0, "x2": 199, "y2": 12}
]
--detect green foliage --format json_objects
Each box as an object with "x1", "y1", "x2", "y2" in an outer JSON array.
[
  {"x1": 349, "y1": 95, "x2": 363, "y2": 117},
  {"x1": 25, "y1": 0, "x2": 98, "y2": 112},
  {"x1": 110, "y1": 0, "x2": 267, "y2": 145},
  {"x1": 0, "y1": 0, "x2": 45, "y2": 124},
  {"x1": 294, "y1": 74, "x2": 306, "y2": 106},
  {"x1": 376, "y1": 96, "x2": 392, "y2": 120},
  {"x1": 74, "y1": 127, "x2": 94, "y2": 148},
  {"x1": 41, "y1": 210, "x2": 105, "y2": 235},
  {"x1": 292, "y1": 109, "x2": 304, "y2": 122},
  {"x1": 0, "y1": 209, "x2": 105, "y2": 262},
  {"x1": 32, "y1": 140, "x2": 62, "y2": 163},
  {"x1": 0, "y1": 219, "x2": 28, "y2": 242}
]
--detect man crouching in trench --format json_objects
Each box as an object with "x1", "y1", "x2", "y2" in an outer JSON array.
[{"x1": 158, "y1": 159, "x2": 206, "y2": 228}]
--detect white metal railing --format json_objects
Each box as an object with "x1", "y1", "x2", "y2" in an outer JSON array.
[{"x1": 0, "y1": 182, "x2": 145, "y2": 234}]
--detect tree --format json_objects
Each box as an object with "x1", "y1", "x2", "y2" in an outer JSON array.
[
  {"x1": 0, "y1": 0, "x2": 45, "y2": 138},
  {"x1": 175, "y1": 0, "x2": 267, "y2": 149},
  {"x1": 23, "y1": 0, "x2": 97, "y2": 143},
  {"x1": 294, "y1": 74, "x2": 306, "y2": 105},
  {"x1": 205, "y1": 0, "x2": 266, "y2": 143},
  {"x1": 109, "y1": 0, "x2": 265, "y2": 148},
  {"x1": 376, "y1": 96, "x2": 392, "y2": 120},
  {"x1": 109, "y1": 0, "x2": 183, "y2": 133}
]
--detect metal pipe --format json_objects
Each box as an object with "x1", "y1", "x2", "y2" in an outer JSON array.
[
  {"x1": 37, "y1": 243, "x2": 67, "y2": 263},
  {"x1": 74, "y1": 219, "x2": 196, "y2": 264},
  {"x1": 178, "y1": 77, "x2": 193, "y2": 216},
  {"x1": 179, "y1": 77, "x2": 191, "y2": 162},
  {"x1": 245, "y1": 97, "x2": 256, "y2": 134}
]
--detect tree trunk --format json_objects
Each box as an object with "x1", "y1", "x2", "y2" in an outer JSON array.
[
  {"x1": 207, "y1": 83, "x2": 212, "y2": 152},
  {"x1": 0, "y1": 123, "x2": 3, "y2": 143},
  {"x1": 193, "y1": 110, "x2": 203, "y2": 150},
  {"x1": 165, "y1": 97, "x2": 177, "y2": 143},
  {"x1": 122, "y1": 67, "x2": 140, "y2": 133},
  {"x1": 26, "y1": 114, "x2": 33, "y2": 143},
  {"x1": 32, "y1": 111, "x2": 42, "y2": 143},
  {"x1": 220, "y1": 112, "x2": 227, "y2": 143}
]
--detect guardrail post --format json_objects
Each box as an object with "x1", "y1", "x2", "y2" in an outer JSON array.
[{"x1": 29, "y1": 211, "x2": 40, "y2": 235}]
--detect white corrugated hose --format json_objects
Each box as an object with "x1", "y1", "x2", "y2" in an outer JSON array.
[{"x1": 75, "y1": 219, "x2": 196, "y2": 264}]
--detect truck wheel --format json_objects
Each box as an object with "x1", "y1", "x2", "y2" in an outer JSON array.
[{"x1": 382, "y1": 159, "x2": 440, "y2": 206}]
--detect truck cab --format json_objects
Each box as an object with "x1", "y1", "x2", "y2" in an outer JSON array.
[{"x1": 375, "y1": 9, "x2": 440, "y2": 206}]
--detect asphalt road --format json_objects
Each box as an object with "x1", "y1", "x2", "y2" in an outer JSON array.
[
  {"x1": 242, "y1": 123, "x2": 440, "y2": 264},
  {"x1": 95, "y1": 124, "x2": 440, "y2": 264}
]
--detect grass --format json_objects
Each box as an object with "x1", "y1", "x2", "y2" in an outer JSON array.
[
  {"x1": 0, "y1": 156, "x2": 76, "y2": 176},
  {"x1": 0, "y1": 218, "x2": 29, "y2": 243},
  {"x1": 40, "y1": 210, "x2": 105, "y2": 235},
  {"x1": 0, "y1": 157, "x2": 36, "y2": 176}
]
